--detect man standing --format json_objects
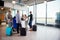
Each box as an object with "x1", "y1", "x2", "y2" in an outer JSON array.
[
  {"x1": 28, "y1": 11, "x2": 33, "y2": 31},
  {"x1": 16, "y1": 10, "x2": 21, "y2": 33}
]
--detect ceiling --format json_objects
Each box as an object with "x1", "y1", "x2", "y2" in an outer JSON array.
[{"x1": 2, "y1": 0, "x2": 54, "y2": 6}]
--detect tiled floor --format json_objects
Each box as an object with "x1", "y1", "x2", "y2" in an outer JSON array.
[{"x1": 0, "y1": 25, "x2": 60, "y2": 40}]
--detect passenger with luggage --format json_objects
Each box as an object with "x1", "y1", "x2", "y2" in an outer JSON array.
[
  {"x1": 20, "y1": 14, "x2": 28, "y2": 36},
  {"x1": 28, "y1": 11, "x2": 33, "y2": 31},
  {"x1": 16, "y1": 10, "x2": 22, "y2": 33},
  {"x1": 7, "y1": 11, "x2": 12, "y2": 27},
  {"x1": 5, "y1": 11, "x2": 13, "y2": 36}
]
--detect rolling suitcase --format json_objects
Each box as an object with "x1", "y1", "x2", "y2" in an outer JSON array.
[
  {"x1": 20, "y1": 19, "x2": 27, "y2": 36},
  {"x1": 20, "y1": 28, "x2": 26, "y2": 36},
  {"x1": 32, "y1": 25, "x2": 37, "y2": 31},
  {"x1": 6, "y1": 25, "x2": 12, "y2": 36}
]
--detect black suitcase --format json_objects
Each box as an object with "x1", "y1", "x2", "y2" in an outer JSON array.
[
  {"x1": 20, "y1": 28, "x2": 26, "y2": 36},
  {"x1": 32, "y1": 25, "x2": 37, "y2": 31}
]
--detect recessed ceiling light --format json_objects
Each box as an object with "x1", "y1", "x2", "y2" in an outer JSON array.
[
  {"x1": 12, "y1": 0, "x2": 16, "y2": 4},
  {"x1": 27, "y1": 6, "x2": 29, "y2": 7},
  {"x1": 44, "y1": 1, "x2": 47, "y2": 3}
]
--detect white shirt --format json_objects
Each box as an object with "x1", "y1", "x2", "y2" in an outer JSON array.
[
  {"x1": 21, "y1": 18, "x2": 28, "y2": 28},
  {"x1": 16, "y1": 13, "x2": 21, "y2": 23},
  {"x1": 21, "y1": 21, "x2": 25, "y2": 28}
]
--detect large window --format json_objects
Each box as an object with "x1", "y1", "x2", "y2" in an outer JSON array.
[
  {"x1": 37, "y1": 3, "x2": 46, "y2": 24},
  {"x1": 19, "y1": 10, "x2": 22, "y2": 17},
  {"x1": 47, "y1": 0, "x2": 60, "y2": 25},
  {"x1": 36, "y1": 0, "x2": 60, "y2": 25},
  {"x1": 11, "y1": 9, "x2": 23, "y2": 18},
  {"x1": 11, "y1": 10, "x2": 15, "y2": 17},
  {"x1": 29, "y1": 6, "x2": 33, "y2": 14},
  {"x1": 11, "y1": 9, "x2": 17, "y2": 17}
]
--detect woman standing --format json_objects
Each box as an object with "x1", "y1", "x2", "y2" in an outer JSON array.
[{"x1": 7, "y1": 11, "x2": 12, "y2": 27}]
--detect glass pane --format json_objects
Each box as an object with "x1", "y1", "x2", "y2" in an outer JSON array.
[
  {"x1": 19, "y1": 10, "x2": 22, "y2": 17},
  {"x1": 11, "y1": 10, "x2": 15, "y2": 17},
  {"x1": 11, "y1": 9, "x2": 17, "y2": 17},
  {"x1": 47, "y1": 0, "x2": 60, "y2": 25},
  {"x1": 29, "y1": 6, "x2": 33, "y2": 14},
  {"x1": 37, "y1": 3, "x2": 46, "y2": 24},
  {"x1": 22, "y1": 10, "x2": 27, "y2": 16}
]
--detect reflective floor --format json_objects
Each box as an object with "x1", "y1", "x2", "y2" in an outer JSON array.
[{"x1": 0, "y1": 25, "x2": 60, "y2": 40}]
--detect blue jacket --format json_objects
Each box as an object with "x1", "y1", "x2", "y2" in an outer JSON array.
[{"x1": 13, "y1": 17, "x2": 17, "y2": 29}]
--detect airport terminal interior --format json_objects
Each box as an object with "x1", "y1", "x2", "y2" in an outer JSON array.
[{"x1": 0, "y1": 0, "x2": 60, "y2": 40}]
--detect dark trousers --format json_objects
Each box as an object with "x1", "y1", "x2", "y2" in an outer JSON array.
[
  {"x1": 29, "y1": 20, "x2": 32, "y2": 28},
  {"x1": 17, "y1": 23, "x2": 22, "y2": 33}
]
